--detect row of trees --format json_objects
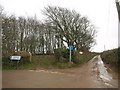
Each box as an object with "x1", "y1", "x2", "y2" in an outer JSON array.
[
  {"x1": 1, "y1": 6, "x2": 96, "y2": 56},
  {"x1": 2, "y1": 15, "x2": 64, "y2": 55}
]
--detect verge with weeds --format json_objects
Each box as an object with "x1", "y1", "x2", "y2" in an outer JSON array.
[{"x1": 2, "y1": 48, "x2": 98, "y2": 70}]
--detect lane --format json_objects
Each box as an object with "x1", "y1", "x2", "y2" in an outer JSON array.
[
  {"x1": 3, "y1": 70, "x2": 103, "y2": 88},
  {"x1": 88, "y1": 55, "x2": 118, "y2": 88},
  {"x1": 2, "y1": 55, "x2": 118, "y2": 88},
  {"x1": 3, "y1": 70, "x2": 80, "y2": 88}
]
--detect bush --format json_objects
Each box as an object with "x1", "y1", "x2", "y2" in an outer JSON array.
[
  {"x1": 72, "y1": 52, "x2": 98, "y2": 64},
  {"x1": 54, "y1": 61, "x2": 75, "y2": 69},
  {"x1": 54, "y1": 48, "x2": 68, "y2": 62},
  {"x1": 54, "y1": 48, "x2": 76, "y2": 68},
  {"x1": 101, "y1": 48, "x2": 119, "y2": 73},
  {"x1": 2, "y1": 51, "x2": 32, "y2": 70},
  {"x1": 71, "y1": 50, "x2": 80, "y2": 64},
  {"x1": 2, "y1": 56, "x2": 11, "y2": 69},
  {"x1": 101, "y1": 49, "x2": 118, "y2": 65},
  {"x1": 54, "y1": 48, "x2": 89, "y2": 64},
  {"x1": 54, "y1": 48, "x2": 62, "y2": 61},
  {"x1": 14, "y1": 51, "x2": 31, "y2": 63}
]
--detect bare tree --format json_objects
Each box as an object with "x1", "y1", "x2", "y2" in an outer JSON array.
[
  {"x1": 0, "y1": 5, "x2": 3, "y2": 15},
  {"x1": 2, "y1": 15, "x2": 18, "y2": 55},
  {"x1": 43, "y1": 6, "x2": 96, "y2": 52}
]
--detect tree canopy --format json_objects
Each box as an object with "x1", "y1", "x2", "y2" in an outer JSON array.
[
  {"x1": 43, "y1": 6, "x2": 96, "y2": 52},
  {"x1": 1, "y1": 5, "x2": 96, "y2": 56}
]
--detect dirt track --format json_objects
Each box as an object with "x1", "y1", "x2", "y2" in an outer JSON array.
[{"x1": 2, "y1": 56, "x2": 118, "y2": 88}]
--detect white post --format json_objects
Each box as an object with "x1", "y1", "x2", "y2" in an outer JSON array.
[{"x1": 69, "y1": 49, "x2": 71, "y2": 62}]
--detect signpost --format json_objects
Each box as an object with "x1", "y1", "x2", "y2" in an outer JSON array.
[
  {"x1": 10, "y1": 56, "x2": 21, "y2": 69},
  {"x1": 68, "y1": 45, "x2": 73, "y2": 62},
  {"x1": 10, "y1": 56, "x2": 21, "y2": 61}
]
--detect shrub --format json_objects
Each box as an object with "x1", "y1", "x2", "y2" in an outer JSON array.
[
  {"x1": 54, "y1": 48, "x2": 83, "y2": 64},
  {"x1": 54, "y1": 48, "x2": 62, "y2": 61},
  {"x1": 54, "y1": 61, "x2": 75, "y2": 69},
  {"x1": 62, "y1": 49, "x2": 69, "y2": 59},
  {"x1": 101, "y1": 49, "x2": 118, "y2": 65},
  {"x1": 71, "y1": 50, "x2": 80, "y2": 64},
  {"x1": 54, "y1": 48, "x2": 97, "y2": 68},
  {"x1": 54, "y1": 48, "x2": 68, "y2": 62},
  {"x1": 14, "y1": 51, "x2": 31, "y2": 63},
  {"x1": 101, "y1": 48, "x2": 120, "y2": 73}
]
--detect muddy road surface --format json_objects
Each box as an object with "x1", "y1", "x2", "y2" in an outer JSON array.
[{"x1": 2, "y1": 55, "x2": 118, "y2": 88}]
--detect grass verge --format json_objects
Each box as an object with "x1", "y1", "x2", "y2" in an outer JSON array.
[{"x1": 2, "y1": 52, "x2": 97, "y2": 70}]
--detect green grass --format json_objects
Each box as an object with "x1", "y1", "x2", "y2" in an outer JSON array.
[
  {"x1": 2, "y1": 52, "x2": 98, "y2": 70},
  {"x1": 2, "y1": 55, "x2": 56, "y2": 70},
  {"x1": 31, "y1": 55, "x2": 55, "y2": 69},
  {"x1": 2, "y1": 60, "x2": 33, "y2": 70},
  {"x1": 75, "y1": 52, "x2": 98, "y2": 64},
  {"x1": 2, "y1": 49, "x2": 119, "y2": 72}
]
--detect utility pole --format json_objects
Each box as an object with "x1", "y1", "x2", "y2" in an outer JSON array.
[
  {"x1": 116, "y1": 0, "x2": 120, "y2": 21},
  {"x1": 116, "y1": 0, "x2": 120, "y2": 47}
]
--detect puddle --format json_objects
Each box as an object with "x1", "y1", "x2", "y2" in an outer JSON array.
[{"x1": 97, "y1": 55, "x2": 112, "y2": 82}]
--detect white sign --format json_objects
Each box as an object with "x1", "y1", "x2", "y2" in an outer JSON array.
[{"x1": 10, "y1": 56, "x2": 21, "y2": 61}]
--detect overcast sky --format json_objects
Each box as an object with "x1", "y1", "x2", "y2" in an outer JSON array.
[{"x1": 0, "y1": 0, "x2": 118, "y2": 52}]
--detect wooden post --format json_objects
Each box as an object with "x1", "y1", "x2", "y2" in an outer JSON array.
[{"x1": 29, "y1": 52, "x2": 32, "y2": 62}]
